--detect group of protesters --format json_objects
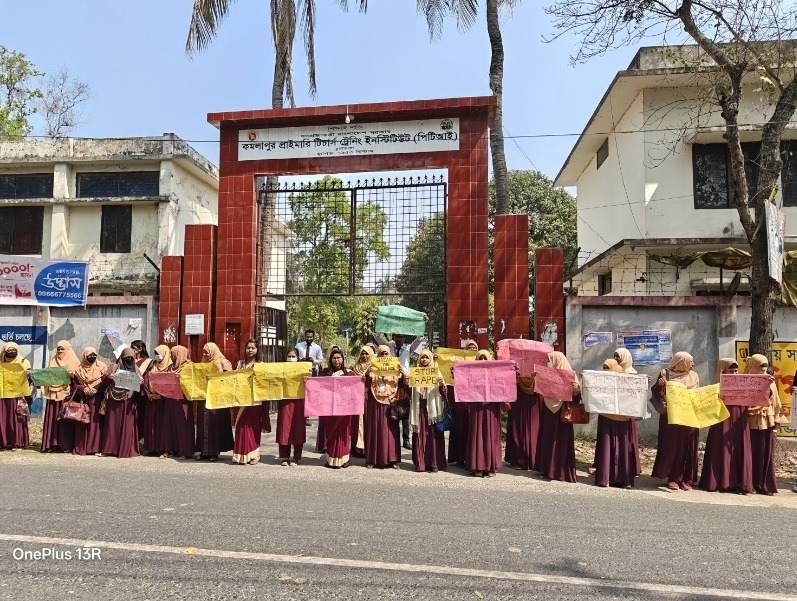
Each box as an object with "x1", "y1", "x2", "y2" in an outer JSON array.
[{"x1": 0, "y1": 330, "x2": 789, "y2": 495}]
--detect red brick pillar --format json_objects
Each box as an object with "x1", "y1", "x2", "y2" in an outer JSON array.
[
  {"x1": 180, "y1": 224, "x2": 218, "y2": 362},
  {"x1": 158, "y1": 256, "x2": 183, "y2": 347},
  {"x1": 534, "y1": 247, "x2": 564, "y2": 351},
  {"x1": 494, "y1": 214, "x2": 530, "y2": 342}
]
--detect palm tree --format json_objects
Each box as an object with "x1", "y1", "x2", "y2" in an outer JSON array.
[{"x1": 417, "y1": 0, "x2": 520, "y2": 215}]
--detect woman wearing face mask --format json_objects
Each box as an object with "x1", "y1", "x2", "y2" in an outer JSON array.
[
  {"x1": 155, "y1": 345, "x2": 196, "y2": 460},
  {"x1": 0, "y1": 342, "x2": 33, "y2": 451},
  {"x1": 41, "y1": 340, "x2": 80, "y2": 453},
  {"x1": 448, "y1": 338, "x2": 479, "y2": 468},
  {"x1": 141, "y1": 345, "x2": 169, "y2": 457},
  {"x1": 410, "y1": 349, "x2": 447, "y2": 473},
  {"x1": 614, "y1": 348, "x2": 642, "y2": 476},
  {"x1": 745, "y1": 354, "x2": 785, "y2": 495},
  {"x1": 465, "y1": 350, "x2": 503, "y2": 477},
  {"x1": 72, "y1": 347, "x2": 107, "y2": 456},
  {"x1": 99, "y1": 348, "x2": 142, "y2": 458},
  {"x1": 232, "y1": 339, "x2": 270, "y2": 466},
  {"x1": 196, "y1": 342, "x2": 235, "y2": 462},
  {"x1": 349, "y1": 346, "x2": 374, "y2": 458},
  {"x1": 276, "y1": 348, "x2": 307, "y2": 466},
  {"x1": 593, "y1": 359, "x2": 637, "y2": 489},
  {"x1": 320, "y1": 349, "x2": 355, "y2": 469},
  {"x1": 364, "y1": 345, "x2": 405, "y2": 469}
]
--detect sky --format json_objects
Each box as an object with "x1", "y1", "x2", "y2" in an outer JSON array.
[{"x1": 0, "y1": 1, "x2": 640, "y2": 182}]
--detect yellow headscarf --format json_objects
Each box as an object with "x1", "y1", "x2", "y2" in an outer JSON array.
[
  {"x1": 2, "y1": 342, "x2": 30, "y2": 369},
  {"x1": 153, "y1": 345, "x2": 173, "y2": 372},
  {"x1": 353, "y1": 345, "x2": 374, "y2": 376},
  {"x1": 203, "y1": 342, "x2": 232, "y2": 372}
]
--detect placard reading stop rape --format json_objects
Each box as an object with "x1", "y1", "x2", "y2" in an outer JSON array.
[{"x1": 409, "y1": 366, "x2": 438, "y2": 388}]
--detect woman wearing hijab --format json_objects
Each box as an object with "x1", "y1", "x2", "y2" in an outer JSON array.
[
  {"x1": 131, "y1": 340, "x2": 152, "y2": 437},
  {"x1": 464, "y1": 350, "x2": 503, "y2": 477},
  {"x1": 614, "y1": 348, "x2": 643, "y2": 476},
  {"x1": 410, "y1": 349, "x2": 447, "y2": 473},
  {"x1": 536, "y1": 351, "x2": 580, "y2": 482},
  {"x1": 99, "y1": 348, "x2": 141, "y2": 458},
  {"x1": 141, "y1": 344, "x2": 170, "y2": 456},
  {"x1": 276, "y1": 348, "x2": 306, "y2": 466},
  {"x1": 315, "y1": 345, "x2": 341, "y2": 455},
  {"x1": 745, "y1": 354, "x2": 784, "y2": 495},
  {"x1": 364, "y1": 345, "x2": 404, "y2": 469},
  {"x1": 41, "y1": 340, "x2": 80, "y2": 453},
  {"x1": 651, "y1": 352, "x2": 701, "y2": 490},
  {"x1": 320, "y1": 349, "x2": 355, "y2": 469},
  {"x1": 448, "y1": 338, "x2": 478, "y2": 467},
  {"x1": 0, "y1": 342, "x2": 32, "y2": 450},
  {"x1": 349, "y1": 346, "x2": 373, "y2": 458},
  {"x1": 232, "y1": 339, "x2": 270, "y2": 466},
  {"x1": 505, "y1": 365, "x2": 541, "y2": 472},
  {"x1": 72, "y1": 347, "x2": 107, "y2": 456},
  {"x1": 698, "y1": 359, "x2": 752, "y2": 493},
  {"x1": 195, "y1": 342, "x2": 235, "y2": 462},
  {"x1": 593, "y1": 359, "x2": 638, "y2": 488},
  {"x1": 154, "y1": 345, "x2": 195, "y2": 459}
]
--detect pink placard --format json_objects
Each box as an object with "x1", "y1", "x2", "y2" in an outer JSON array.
[
  {"x1": 147, "y1": 372, "x2": 185, "y2": 400},
  {"x1": 719, "y1": 374, "x2": 772, "y2": 407},
  {"x1": 532, "y1": 364, "x2": 575, "y2": 402},
  {"x1": 304, "y1": 376, "x2": 366, "y2": 416},
  {"x1": 496, "y1": 339, "x2": 553, "y2": 376},
  {"x1": 452, "y1": 360, "x2": 518, "y2": 403}
]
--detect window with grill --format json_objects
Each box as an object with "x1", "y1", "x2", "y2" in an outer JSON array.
[
  {"x1": 77, "y1": 171, "x2": 159, "y2": 197},
  {"x1": 0, "y1": 207, "x2": 44, "y2": 254},
  {"x1": 692, "y1": 142, "x2": 763, "y2": 209},
  {"x1": 0, "y1": 174, "x2": 53, "y2": 199},
  {"x1": 598, "y1": 271, "x2": 612, "y2": 296},
  {"x1": 100, "y1": 205, "x2": 133, "y2": 253}
]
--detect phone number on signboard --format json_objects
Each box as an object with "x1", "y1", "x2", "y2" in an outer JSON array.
[{"x1": 36, "y1": 291, "x2": 84, "y2": 299}]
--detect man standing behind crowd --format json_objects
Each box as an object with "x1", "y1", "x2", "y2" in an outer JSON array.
[{"x1": 295, "y1": 329, "x2": 324, "y2": 376}]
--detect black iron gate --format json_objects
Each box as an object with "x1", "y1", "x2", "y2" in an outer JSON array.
[{"x1": 255, "y1": 174, "x2": 447, "y2": 357}]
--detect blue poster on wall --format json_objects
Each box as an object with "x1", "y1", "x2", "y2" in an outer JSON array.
[
  {"x1": 619, "y1": 334, "x2": 661, "y2": 365},
  {"x1": 0, "y1": 326, "x2": 48, "y2": 346},
  {"x1": 0, "y1": 256, "x2": 89, "y2": 306}
]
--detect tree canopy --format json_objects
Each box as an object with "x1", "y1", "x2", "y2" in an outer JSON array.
[{"x1": 0, "y1": 46, "x2": 42, "y2": 140}]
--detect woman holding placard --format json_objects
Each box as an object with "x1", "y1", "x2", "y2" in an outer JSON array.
[
  {"x1": 72, "y1": 347, "x2": 107, "y2": 456},
  {"x1": 232, "y1": 339, "x2": 270, "y2": 466},
  {"x1": 614, "y1": 347, "x2": 642, "y2": 476},
  {"x1": 536, "y1": 351, "x2": 580, "y2": 483},
  {"x1": 505, "y1": 368, "x2": 541, "y2": 472},
  {"x1": 745, "y1": 354, "x2": 784, "y2": 495},
  {"x1": 156, "y1": 345, "x2": 195, "y2": 460},
  {"x1": 276, "y1": 347, "x2": 307, "y2": 466},
  {"x1": 410, "y1": 349, "x2": 447, "y2": 473},
  {"x1": 364, "y1": 345, "x2": 404, "y2": 469},
  {"x1": 699, "y1": 359, "x2": 752, "y2": 494},
  {"x1": 320, "y1": 349, "x2": 355, "y2": 469},
  {"x1": 141, "y1": 345, "x2": 171, "y2": 457},
  {"x1": 196, "y1": 342, "x2": 235, "y2": 462},
  {"x1": 99, "y1": 348, "x2": 142, "y2": 458},
  {"x1": 41, "y1": 340, "x2": 80, "y2": 453},
  {"x1": 465, "y1": 349, "x2": 503, "y2": 478},
  {"x1": 593, "y1": 359, "x2": 637, "y2": 488},
  {"x1": 448, "y1": 339, "x2": 479, "y2": 468},
  {"x1": 651, "y1": 352, "x2": 700, "y2": 491},
  {"x1": 349, "y1": 346, "x2": 374, "y2": 458},
  {"x1": 0, "y1": 342, "x2": 33, "y2": 451}
]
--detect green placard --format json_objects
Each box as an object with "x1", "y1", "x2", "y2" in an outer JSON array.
[{"x1": 32, "y1": 367, "x2": 71, "y2": 387}]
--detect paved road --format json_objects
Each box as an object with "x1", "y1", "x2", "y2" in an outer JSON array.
[{"x1": 1, "y1": 440, "x2": 796, "y2": 601}]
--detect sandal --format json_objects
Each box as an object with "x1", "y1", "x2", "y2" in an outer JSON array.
[{"x1": 280, "y1": 459, "x2": 290, "y2": 466}]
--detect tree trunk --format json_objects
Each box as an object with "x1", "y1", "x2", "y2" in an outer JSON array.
[{"x1": 486, "y1": 0, "x2": 508, "y2": 215}]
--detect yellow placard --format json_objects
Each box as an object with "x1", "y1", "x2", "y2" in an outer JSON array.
[
  {"x1": 0, "y1": 363, "x2": 30, "y2": 398},
  {"x1": 179, "y1": 363, "x2": 219, "y2": 401},
  {"x1": 737, "y1": 341, "x2": 797, "y2": 436},
  {"x1": 370, "y1": 356, "x2": 401, "y2": 376},
  {"x1": 436, "y1": 347, "x2": 478, "y2": 386},
  {"x1": 206, "y1": 369, "x2": 255, "y2": 410},
  {"x1": 666, "y1": 382, "x2": 729, "y2": 428},
  {"x1": 252, "y1": 362, "x2": 312, "y2": 401},
  {"x1": 409, "y1": 366, "x2": 438, "y2": 388}
]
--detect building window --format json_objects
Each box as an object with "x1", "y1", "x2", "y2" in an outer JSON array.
[
  {"x1": 692, "y1": 142, "x2": 762, "y2": 209},
  {"x1": 100, "y1": 205, "x2": 133, "y2": 253},
  {"x1": 77, "y1": 171, "x2": 159, "y2": 197},
  {"x1": 0, "y1": 174, "x2": 54, "y2": 199},
  {"x1": 780, "y1": 141, "x2": 797, "y2": 207},
  {"x1": 596, "y1": 139, "x2": 609, "y2": 169},
  {"x1": 598, "y1": 271, "x2": 612, "y2": 296},
  {"x1": 0, "y1": 206, "x2": 44, "y2": 254}
]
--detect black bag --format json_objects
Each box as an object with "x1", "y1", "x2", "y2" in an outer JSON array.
[{"x1": 386, "y1": 399, "x2": 410, "y2": 421}]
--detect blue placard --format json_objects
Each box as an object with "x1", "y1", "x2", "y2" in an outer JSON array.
[{"x1": 621, "y1": 334, "x2": 661, "y2": 365}]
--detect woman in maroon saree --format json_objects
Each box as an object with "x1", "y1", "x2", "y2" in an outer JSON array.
[
  {"x1": 0, "y1": 342, "x2": 32, "y2": 450},
  {"x1": 505, "y1": 372, "x2": 541, "y2": 471},
  {"x1": 364, "y1": 345, "x2": 403, "y2": 469},
  {"x1": 320, "y1": 349, "x2": 355, "y2": 469},
  {"x1": 72, "y1": 347, "x2": 107, "y2": 456},
  {"x1": 593, "y1": 359, "x2": 638, "y2": 488},
  {"x1": 196, "y1": 342, "x2": 234, "y2": 462},
  {"x1": 232, "y1": 339, "x2": 270, "y2": 465},
  {"x1": 349, "y1": 346, "x2": 373, "y2": 458},
  {"x1": 155, "y1": 345, "x2": 196, "y2": 459},
  {"x1": 141, "y1": 344, "x2": 170, "y2": 456},
  {"x1": 99, "y1": 348, "x2": 141, "y2": 458},
  {"x1": 41, "y1": 340, "x2": 80, "y2": 453},
  {"x1": 410, "y1": 349, "x2": 447, "y2": 473},
  {"x1": 448, "y1": 339, "x2": 478, "y2": 467},
  {"x1": 536, "y1": 351, "x2": 580, "y2": 483},
  {"x1": 465, "y1": 349, "x2": 503, "y2": 477},
  {"x1": 277, "y1": 348, "x2": 306, "y2": 466},
  {"x1": 745, "y1": 354, "x2": 784, "y2": 495}
]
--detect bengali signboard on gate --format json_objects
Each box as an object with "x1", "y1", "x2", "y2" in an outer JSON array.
[
  {"x1": 239, "y1": 118, "x2": 460, "y2": 161},
  {"x1": 0, "y1": 255, "x2": 89, "y2": 307}
]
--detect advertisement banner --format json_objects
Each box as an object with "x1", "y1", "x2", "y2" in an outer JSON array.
[
  {"x1": 0, "y1": 255, "x2": 89, "y2": 307},
  {"x1": 736, "y1": 341, "x2": 797, "y2": 436}
]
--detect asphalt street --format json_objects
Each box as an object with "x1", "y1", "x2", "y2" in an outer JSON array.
[{"x1": 1, "y1": 435, "x2": 796, "y2": 601}]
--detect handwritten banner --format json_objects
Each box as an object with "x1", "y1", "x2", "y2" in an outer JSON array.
[
  {"x1": 532, "y1": 364, "x2": 575, "y2": 402},
  {"x1": 666, "y1": 382, "x2": 729, "y2": 428},
  {"x1": 206, "y1": 369, "x2": 255, "y2": 410},
  {"x1": 32, "y1": 367, "x2": 71, "y2": 387},
  {"x1": 496, "y1": 339, "x2": 553, "y2": 377},
  {"x1": 436, "y1": 347, "x2": 478, "y2": 385},
  {"x1": 453, "y1": 360, "x2": 517, "y2": 403},
  {"x1": 0, "y1": 363, "x2": 30, "y2": 398},
  {"x1": 179, "y1": 363, "x2": 220, "y2": 401},
  {"x1": 581, "y1": 370, "x2": 650, "y2": 418},
  {"x1": 719, "y1": 374, "x2": 772, "y2": 407},
  {"x1": 304, "y1": 376, "x2": 366, "y2": 417},
  {"x1": 114, "y1": 369, "x2": 140, "y2": 392},
  {"x1": 409, "y1": 366, "x2": 438, "y2": 388},
  {"x1": 252, "y1": 362, "x2": 312, "y2": 401},
  {"x1": 370, "y1": 356, "x2": 401, "y2": 376},
  {"x1": 375, "y1": 305, "x2": 427, "y2": 337},
  {"x1": 147, "y1": 372, "x2": 185, "y2": 400},
  {"x1": 737, "y1": 340, "x2": 797, "y2": 437}
]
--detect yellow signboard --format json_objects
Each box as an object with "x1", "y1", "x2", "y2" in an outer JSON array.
[
  {"x1": 206, "y1": 369, "x2": 255, "y2": 410},
  {"x1": 179, "y1": 363, "x2": 219, "y2": 401},
  {"x1": 252, "y1": 362, "x2": 312, "y2": 401},
  {"x1": 370, "y1": 356, "x2": 401, "y2": 376},
  {"x1": 435, "y1": 347, "x2": 478, "y2": 386},
  {"x1": 409, "y1": 366, "x2": 439, "y2": 388},
  {"x1": 0, "y1": 363, "x2": 30, "y2": 398},
  {"x1": 736, "y1": 341, "x2": 796, "y2": 437},
  {"x1": 666, "y1": 382, "x2": 729, "y2": 428}
]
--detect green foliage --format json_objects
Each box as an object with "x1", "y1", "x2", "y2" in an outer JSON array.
[{"x1": 0, "y1": 46, "x2": 42, "y2": 140}]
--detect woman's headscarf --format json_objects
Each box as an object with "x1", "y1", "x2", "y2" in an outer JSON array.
[
  {"x1": 203, "y1": 342, "x2": 232, "y2": 372},
  {"x1": 2, "y1": 341, "x2": 29, "y2": 366},
  {"x1": 153, "y1": 345, "x2": 173, "y2": 372},
  {"x1": 602, "y1": 358, "x2": 623, "y2": 372},
  {"x1": 352, "y1": 345, "x2": 374, "y2": 376},
  {"x1": 75, "y1": 347, "x2": 106, "y2": 386},
  {"x1": 615, "y1": 348, "x2": 637, "y2": 374},
  {"x1": 744, "y1": 354, "x2": 769, "y2": 375},
  {"x1": 464, "y1": 339, "x2": 479, "y2": 351},
  {"x1": 667, "y1": 352, "x2": 699, "y2": 389},
  {"x1": 170, "y1": 345, "x2": 191, "y2": 373},
  {"x1": 377, "y1": 344, "x2": 392, "y2": 357},
  {"x1": 476, "y1": 349, "x2": 492, "y2": 360},
  {"x1": 715, "y1": 357, "x2": 738, "y2": 384},
  {"x1": 745, "y1": 354, "x2": 782, "y2": 427},
  {"x1": 49, "y1": 340, "x2": 80, "y2": 371},
  {"x1": 117, "y1": 347, "x2": 140, "y2": 374},
  {"x1": 410, "y1": 349, "x2": 444, "y2": 431},
  {"x1": 544, "y1": 351, "x2": 578, "y2": 413}
]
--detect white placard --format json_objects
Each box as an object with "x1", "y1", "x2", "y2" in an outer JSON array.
[
  {"x1": 766, "y1": 201, "x2": 785, "y2": 285},
  {"x1": 239, "y1": 118, "x2": 459, "y2": 161},
  {"x1": 185, "y1": 314, "x2": 205, "y2": 336},
  {"x1": 581, "y1": 370, "x2": 650, "y2": 418},
  {"x1": 114, "y1": 369, "x2": 141, "y2": 392}
]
